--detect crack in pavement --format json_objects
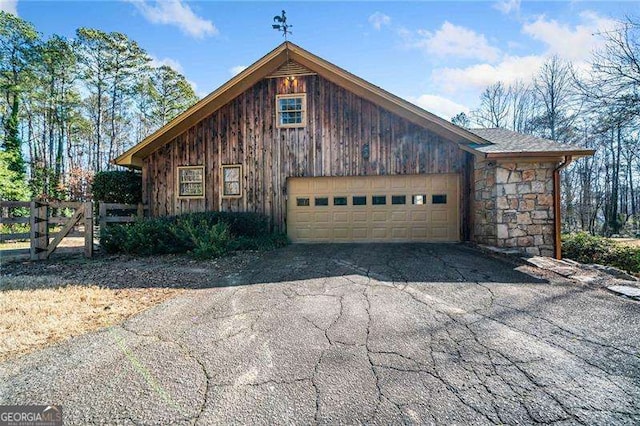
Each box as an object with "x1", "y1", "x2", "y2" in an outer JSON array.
[{"x1": 4, "y1": 244, "x2": 639, "y2": 425}]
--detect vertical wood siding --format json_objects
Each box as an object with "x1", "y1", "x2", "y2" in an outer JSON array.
[{"x1": 144, "y1": 74, "x2": 469, "y2": 234}]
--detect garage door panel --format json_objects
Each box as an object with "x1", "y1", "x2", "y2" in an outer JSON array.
[
  {"x1": 353, "y1": 212, "x2": 367, "y2": 222},
  {"x1": 287, "y1": 174, "x2": 459, "y2": 243},
  {"x1": 410, "y1": 210, "x2": 428, "y2": 221},
  {"x1": 295, "y1": 212, "x2": 313, "y2": 223},
  {"x1": 391, "y1": 228, "x2": 408, "y2": 239},
  {"x1": 314, "y1": 212, "x2": 330, "y2": 222},
  {"x1": 372, "y1": 228, "x2": 388, "y2": 239},
  {"x1": 313, "y1": 227, "x2": 332, "y2": 239},
  {"x1": 297, "y1": 228, "x2": 313, "y2": 239},
  {"x1": 431, "y1": 176, "x2": 450, "y2": 191},
  {"x1": 432, "y1": 210, "x2": 449, "y2": 223},
  {"x1": 352, "y1": 228, "x2": 368, "y2": 239},
  {"x1": 372, "y1": 211, "x2": 387, "y2": 222},
  {"x1": 390, "y1": 179, "x2": 407, "y2": 189},
  {"x1": 333, "y1": 179, "x2": 349, "y2": 191},
  {"x1": 314, "y1": 180, "x2": 331, "y2": 192},
  {"x1": 391, "y1": 211, "x2": 407, "y2": 221},
  {"x1": 333, "y1": 212, "x2": 349, "y2": 223},
  {"x1": 333, "y1": 228, "x2": 350, "y2": 239},
  {"x1": 371, "y1": 179, "x2": 388, "y2": 190},
  {"x1": 409, "y1": 176, "x2": 426, "y2": 188},
  {"x1": 349, "y1": 179, "x2": 368, "y2": 191},
  {"x1": 411, "y1": 227, "x2": 428, "y2": 239}
]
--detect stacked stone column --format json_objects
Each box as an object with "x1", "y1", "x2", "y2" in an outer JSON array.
[{"x1": 474, "y1": 160, "x2": 556, "y2": 257}]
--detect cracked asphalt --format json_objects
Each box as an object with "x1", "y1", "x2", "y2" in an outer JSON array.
[{"x1": 1, "y1": 243, "x2": 639, "y2": 425}]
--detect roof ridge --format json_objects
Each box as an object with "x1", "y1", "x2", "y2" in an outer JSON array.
[{"x1": 114, "y1": 41, "x2": 489, "y2": 168}]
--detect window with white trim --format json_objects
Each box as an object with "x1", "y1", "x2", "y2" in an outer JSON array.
[
  {"x1": 177, "y1": 166, "x2": 204, "y2": 198},
  {"x1": 221, "y1": 164, "x2": 242, "y2": 198},
  {"x1": 276, "y1": 94, "x2": 306, "y2": 128}
]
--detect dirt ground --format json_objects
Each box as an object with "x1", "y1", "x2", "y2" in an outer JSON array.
[
  {"x1": 0, "y1": 250, "x2": 261, "y2": 361},
  {"x1": 1, "y1": 243, "x2": 639, "y2": 424},
  {"x1": 1, "y1": 250, "x2": 262, "y2": 289}
]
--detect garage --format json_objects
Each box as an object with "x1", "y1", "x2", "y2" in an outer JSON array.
[{"x1": 287, "y1": 174, "x2": 460, "y2": 243}]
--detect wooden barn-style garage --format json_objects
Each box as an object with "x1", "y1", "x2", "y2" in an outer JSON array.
[{"x1": 114, "y1": 42, "x2": 593, "y2": 257}]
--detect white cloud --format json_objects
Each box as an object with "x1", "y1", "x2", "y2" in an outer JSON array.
[
  {"x1": 433, "y1": 55, "x2": 546, "y2": 94},
  {"x1": 188, "y1": 80, "x2": 206, "y2": 98},
  {"x1": 0, "y1": 0, "x2": 18, "y2": 15},
  {"x1": 523, "y1": 11, "x2": 617, "y2": 62},
  {"x1": 428, "y1": 11, "x2": 617, "y2": 101},
  {"x1": 368, "y1": 12, "x2": 391, "y2": 31},
  {"x1": 405, "y1": 21, "x2": 501, "y2": 62},
  {"x1": 128, "y1": 0, "x2": 218, "y2": 39},
  {"x1": 493, "y1": 0, "x2": 520, "y2": 15},
  {"x1": 229, "y1": 65, "x2": 247, "y2": 76},
  {"x1": 150, "y1": 56, "x2": 184, "y2": 73},
  {"x1": 408, "y1": 94, "x2": 470, "y2": 120}
]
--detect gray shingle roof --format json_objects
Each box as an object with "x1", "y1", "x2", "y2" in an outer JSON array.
[{"x1": 467, "y1": 128, "x2": 594, "y2": 156}]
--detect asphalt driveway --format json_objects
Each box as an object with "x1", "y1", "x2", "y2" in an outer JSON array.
[{"x1": 1, "y1": 244, "x2": 639, "y2": 424}]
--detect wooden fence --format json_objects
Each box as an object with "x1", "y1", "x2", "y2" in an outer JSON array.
[
  {"x1": 0, "y1": 201, "x2": 30, "y2": 242},
  {"x1": 99, "y1": 203, "x2": 148, "y2": 230},
  {"x1": 0, "y1": 200, "x2": 148, "y2": 260}
]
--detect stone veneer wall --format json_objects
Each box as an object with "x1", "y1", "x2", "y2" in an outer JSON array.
[{"x1": 474, "y1": 160, "x2": 557, "y2": 257}]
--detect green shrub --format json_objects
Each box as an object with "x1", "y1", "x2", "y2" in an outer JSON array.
[
  {"x1": 0, "y1": 223, "x2": 29, "y2": 236},
  {"x1": 562, "y1": 232, "x2": 614, "y2": 264},
  {"x1": 228, "y1": 233, "x2": 290, "y2": 251},
  {"x1": 100, "y1": 211, "x2": 285, "y2": 259},
  {"x1": 562, "y1": 232, "x2": 640, "y2": 275},
  {"x1": 92, "y1": 171, "x2": 142, "y2": 204},
  {"x1": 173, "y1": 211, "x2": 269, "y2": 237},
  {"x1": 100, "y1": 217, "x2": 185, "y2": 255},
  {"x1": 99, "y1": 224, "x2": 130, "y2": 254},
  {"x1": 180, "y1": 217, "x2": 230, "y2": 259}
]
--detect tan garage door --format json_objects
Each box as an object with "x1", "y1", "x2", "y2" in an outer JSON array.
[{"x1": 287, "y1": 174, "x2": 459, "y2": 243}]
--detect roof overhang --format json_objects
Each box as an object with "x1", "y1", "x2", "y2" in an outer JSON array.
[
  {"x1": 458, "y1": 144, "x2": 596, "y2": 161},
  {"x1": 114, "y1": 41, "x2": 490, "y2": 168}
]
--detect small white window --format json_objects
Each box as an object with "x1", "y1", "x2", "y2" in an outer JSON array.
[
  {"x1": 221, "y1": 164, "x2": 242, "y2": 198},
  {"x1": 276, "y1": 94, "x2": 306, "y2": 128},
  {"x1": 177, "y1": 166, "x2": 204, "y2": 198},
  {"x1": 412, "y1": 195, "x2": 427, "y2": 205}
]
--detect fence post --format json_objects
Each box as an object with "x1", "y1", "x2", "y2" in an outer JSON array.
[
  {"x1": 84, "y1": 202, "x2": 93, "y2": 258},
  {"x1": 137, "y1": 202, "x2": 144, "y2": 218},
  {"x1": 30, "y1": 199, "x2": 49, "y2": 261},
  {"x1": 99, "y1": 202, "x2": 106, "y2": 233}
]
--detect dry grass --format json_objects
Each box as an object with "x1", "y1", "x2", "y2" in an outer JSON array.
[
  {"x1": 0, "y1": 237, "x2": 88, "y2": 251},
  {"x1": 0, "y1": 278, "x2": 181, "y2": 362},
  {"x1": 610, "y1": 238, "x2": 640, "y2": 248}
]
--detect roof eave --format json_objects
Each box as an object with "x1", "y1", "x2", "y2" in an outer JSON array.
[
  {"x1": 484, "y1": 149, "x2": 596, "y2": 159},
  {"x1": 285, "y1": 44, "x2": 490, "y2": 146},
  {"x1": 114, "y1": 43, "x2": 290, "y2": 166},
  {"x1": 114, "y1": 41, "x2": 492, "y2": 166}
]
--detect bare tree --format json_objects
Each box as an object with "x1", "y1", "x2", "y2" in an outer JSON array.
[
  {"x1": 532, "y1": 56, "x2": 579, "y2": 142},
  {"x1": 472, "y1": 82, "x2": 509, "y2": 128},
  {"x1": 508, "y1": 80, "x2": 535, "y2": 133}
]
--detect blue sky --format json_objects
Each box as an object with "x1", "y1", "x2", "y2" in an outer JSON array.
[{"x1": 3, "y1": 0, "x2": 637, "y2": 119}]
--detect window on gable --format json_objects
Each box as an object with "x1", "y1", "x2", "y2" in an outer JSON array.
[
  {"x1": 221, "y1": 165, "x2": 242, "y2": 198},
  {"x1": 276, "y1": 94, "x2": 306, "y2": 128},
  {"x1": 177, "y1": 166, "x2": 204, "y2": 198}
]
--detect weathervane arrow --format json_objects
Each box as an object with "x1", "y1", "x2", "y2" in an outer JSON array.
[{"x1": 272, "y1": 10, "x2": 292, "y2": 40}]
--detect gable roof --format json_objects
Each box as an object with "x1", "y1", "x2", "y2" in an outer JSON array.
[
  {"x1": 114, "y1": 42, "x2": 594, "y2": 168},
  {"x1": 467, "y1": 128, "x2": 595, "y2": 158},
  {"x1": 113, "y1": 41, "x2": 491, "y2": 168}
]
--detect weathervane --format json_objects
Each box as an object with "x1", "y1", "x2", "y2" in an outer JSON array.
[{"x1": 272, "y1": 10, "x2": 292, "y2": 40}]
